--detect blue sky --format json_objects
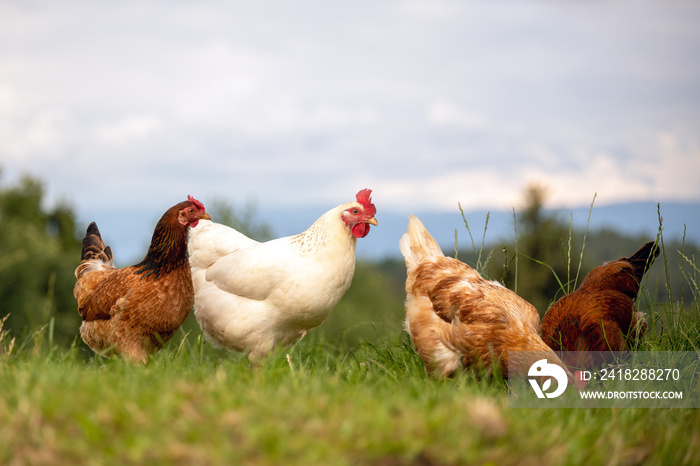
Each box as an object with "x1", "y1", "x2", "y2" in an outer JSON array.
[{"x1": 2, "y1": 0, "x2": 699, "y2": 230}]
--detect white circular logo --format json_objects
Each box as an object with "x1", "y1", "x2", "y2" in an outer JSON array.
[{"x1": 528, "y1": 359, "x2": 569, "y2": 398}]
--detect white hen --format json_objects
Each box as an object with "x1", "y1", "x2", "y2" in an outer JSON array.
[{"x1": 188, "y1": 189, "x2": 377, "y2": 361}]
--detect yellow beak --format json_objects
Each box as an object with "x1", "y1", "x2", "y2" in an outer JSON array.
[{"x1": 367, "y1": 217, "x2": 378, "y2": 226}]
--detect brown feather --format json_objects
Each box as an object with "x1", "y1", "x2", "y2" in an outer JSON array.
[
  {"x1": 541, "y1": 241, "x2": 659, "y2": 363},
  {"x1": 74, "y1": 199, "x2": 207, "y2": 363},
  {"x1": 400, "y1": 215, "x2": 571, "y2": 380}
]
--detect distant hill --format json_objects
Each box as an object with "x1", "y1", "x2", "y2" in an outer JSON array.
[
  {"x1": 356, "y1": 201, "x2": 699, "y2": 259},
  {"x1": 87, "y1": 201, "x2": 699, "y2": 265}
]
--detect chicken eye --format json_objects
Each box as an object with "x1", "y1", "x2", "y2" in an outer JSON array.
[{"x1": 352, "y1": 209, "x2": 359, "y2": 214}]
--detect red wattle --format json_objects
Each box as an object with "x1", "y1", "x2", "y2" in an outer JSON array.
[{"x1": 352, "y1": 223, "x2": 370, "y2": 238}]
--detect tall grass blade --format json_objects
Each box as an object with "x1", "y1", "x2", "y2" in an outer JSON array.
[
  {"x1": 458, "y1": 202, "x2": 490, "y2": 273},
  {"x1": 572, "y1": 193, "x2": 596, "y2": 291}
]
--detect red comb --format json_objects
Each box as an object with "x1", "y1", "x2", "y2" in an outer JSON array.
[
  {"x1": 356, "y1": 189, "x2": 376, "y2": 217},
  {"x1": 187, "y1": 195, "x2": 205, "y2": 212}
]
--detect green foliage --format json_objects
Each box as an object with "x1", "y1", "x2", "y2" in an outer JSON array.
[
  {"x1": 447, "y1": 184, "x2": 698, "y2": 320},
  {"x1": 449, "y1": 184, "x2": 584, "y2": 312},
  {"x1": 507, "y1": 183, "x2": 583, "y2": 312},
  {"x1": 207, "y1": 197, "x2": 273, "y2": 241},
  {"x1": 320, "y1": 261, "x2": 406, "y2": 349},
  {"x1": 0, "y1": 174, "x2": 82, "y2": 345}
]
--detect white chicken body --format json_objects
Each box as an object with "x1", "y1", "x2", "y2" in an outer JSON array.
[{"x1": 188, "y1": 193, "x2": 377, "y2": 361}]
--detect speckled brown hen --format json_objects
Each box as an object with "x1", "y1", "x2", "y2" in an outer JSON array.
[
  {"x1": 399, "y1": 215, "x2": 572, "y2": 381},
  {"x1": 74, "y1": 196, "x2": 210, "y2": 363},
  {"x1": 541, "y1": 241, "x2": 658, "y2": 358}
]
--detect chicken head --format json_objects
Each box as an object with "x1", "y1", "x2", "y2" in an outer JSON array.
[
  {"x1": 342, "y1": 189, "x2": 378, "y2": 238},
  {"x1": 178, "y1": 195, "x2": 211, "y2": 227}
]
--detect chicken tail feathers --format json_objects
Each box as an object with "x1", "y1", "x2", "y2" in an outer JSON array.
[
  {"x1": 399, "y1": 215, "x2": 444, "y2": 271},
  {"x1": 76, "y1": 222, "x2": 115, "y2": 279},
  {"x1": 81, "y1": 222, "x2": 112, "y2": 261},
  {"x1": 626, "y1": 241, "x2": 659, "y2": 282},
  {"x1": 627, "y1": 241, "x2": 658, "y2": 269}
]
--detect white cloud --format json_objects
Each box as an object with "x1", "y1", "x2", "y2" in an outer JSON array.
[
  {"x1": 95, "y1": 114, "x2": 166, "y2": 145},
  {"x1": 369, "y1": 170, "x2": 526, "y2": 212},
  {"x1": 644, "y1": 131, "x2": 700, "y2": 199},
  {"x1": 0, "y1": 0, "x2": 698, "y2": 223},
  {"x1": 426, "y1": 100, "x2": 489, "y2": 131},
  {"x1": 2, "y1": 108, "x2": 74, "y2": 161},
  {"x1": 364, "y1": 124, "x2": 700, "y2": 213},
  {"x1": 519, "y1": 131, "x2": 700, "y2": 208},
  {"x1": 223, "y1": 103, "x2": 380, "y2": 136}
]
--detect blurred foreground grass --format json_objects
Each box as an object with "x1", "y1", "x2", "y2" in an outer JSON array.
[{"x1": 1, "y1": 326, "x2": 699, "y2": 466}]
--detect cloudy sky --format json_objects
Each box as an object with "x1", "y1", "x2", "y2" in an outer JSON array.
[{"x1": 2, "y1": 0, "x2": 699, "y2": 224}]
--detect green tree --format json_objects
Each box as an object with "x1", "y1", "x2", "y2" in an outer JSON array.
[
  {"x1": 459, "y1": 183, "x2": 583, "y2": 314},
  {"x1": 509, "y1": 183, "x2": 575, "y2": 312},
  {"x1": 0, "y1": 173, "x2": 82, "y2": 345}
]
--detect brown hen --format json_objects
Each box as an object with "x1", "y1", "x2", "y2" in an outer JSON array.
[
  {"x1": 399, "y1": 215, "x2": 572, "y2": 381},
  {"x1": 541, "y1": 241, "x2": 658, "y2": 360},
  {"x1": 74, "y1": 196, "x2": 210, "y2": 363}
]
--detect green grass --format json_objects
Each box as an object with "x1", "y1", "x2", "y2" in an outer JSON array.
[
  {"x1": 2, "y1": 207, "x2": 699, "y2": 465},
  {"x1": 1, "y1": 324, "x2": 699, "y2": 466}
]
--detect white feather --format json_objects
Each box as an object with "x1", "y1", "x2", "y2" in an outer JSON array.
[{"x1": 188, "y1": 203, "x2": 367, "y2": 361}]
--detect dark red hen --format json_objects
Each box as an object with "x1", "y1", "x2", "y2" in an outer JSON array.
[{"x1": 541, "y1": 241, "x2": 659, "y2": 365}]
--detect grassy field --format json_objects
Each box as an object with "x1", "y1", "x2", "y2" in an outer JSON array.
[
  {"x1": 2, "y1": 215, "x2": 699, "y2": 465},
  {"x1": 1, "y1": 320, "x2": 699, "y2": 466}
]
